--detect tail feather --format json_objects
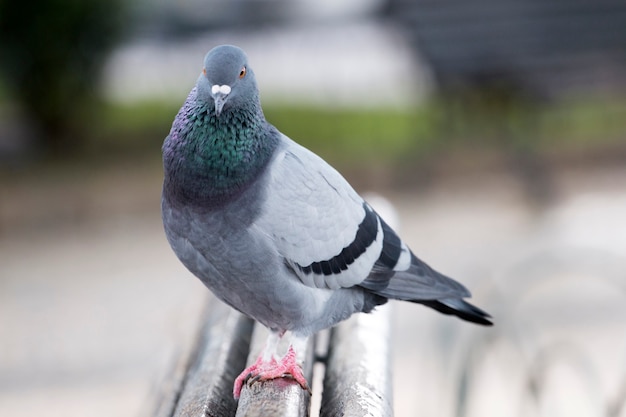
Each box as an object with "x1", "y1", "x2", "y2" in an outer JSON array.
[{"x1": 417, "y1": 297, "x2": 493, "y2": 326}]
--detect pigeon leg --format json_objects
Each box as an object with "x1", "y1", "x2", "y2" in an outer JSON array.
[{"x1": 233, "y1": 333, "x2": 311, "y2": 399}]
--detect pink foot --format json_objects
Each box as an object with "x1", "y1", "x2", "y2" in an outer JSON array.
[{"x1": 233, "y1": 345, "x2": 310, "y2": 399}]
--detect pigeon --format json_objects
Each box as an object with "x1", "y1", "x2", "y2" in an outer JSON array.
[{"x1": 161, "y1": 45, "x2": 492, "y2": 399}]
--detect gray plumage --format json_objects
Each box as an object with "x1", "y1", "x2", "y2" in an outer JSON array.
[{"x1": 161, "y1": 45, "x2": 492, "y2": 342}]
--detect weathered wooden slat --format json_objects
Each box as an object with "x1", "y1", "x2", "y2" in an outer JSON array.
[
  {"x1": 153, "y1": 296, "x2": 255, "y2": 417},
  {"x1": 151, "y1": 314, "x2": 202, "y2": 417},
  {"x1": 320, "y1": 304, "x2": 394, "y2": 417},
  {"x1": 235, "y1": 326, "x2": 316, "y2": 417}
]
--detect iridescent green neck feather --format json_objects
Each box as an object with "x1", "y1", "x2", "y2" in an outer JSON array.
[{"x1": 163, "y1": 87, "x2": 279, "y2": 207}]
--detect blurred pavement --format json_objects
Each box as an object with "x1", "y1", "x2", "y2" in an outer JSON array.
[{"x1": 1, "y1": 162, "x2": 626, "y2": 417}]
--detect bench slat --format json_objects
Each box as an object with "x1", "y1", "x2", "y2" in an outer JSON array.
[
  {"x1": 235, "y1": 326, "x2": 316, "y2": 417},
  {"x1": 320, "y1": 305, "x2": 394, "y2": 417},
  {"x1": 153, "y1": 298, "x2": 255, "y2": 417}
]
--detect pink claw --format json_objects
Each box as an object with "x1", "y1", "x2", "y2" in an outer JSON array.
[{"x1": 233, "y1": 345, "x2": 310, "y2": 399}]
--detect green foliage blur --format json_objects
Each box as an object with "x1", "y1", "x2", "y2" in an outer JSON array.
[
  {"x1": 96, "y1": 95, "x2": 626, "y2": 172},
  {"x1": 0, "y1": 0, "x2": 127, "y2": 154}
]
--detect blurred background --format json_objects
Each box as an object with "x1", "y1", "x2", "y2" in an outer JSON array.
[{"x1": 1, "y1": 0, "x2": 626, "y2": 416}]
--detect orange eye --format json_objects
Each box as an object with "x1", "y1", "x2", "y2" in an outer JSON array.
[
  {"x1": 239, "y1": 66, "x2": 246, "y2": 78},
  {"x1": 202, "y1": 68, "x2": 206, "y2": 75}
]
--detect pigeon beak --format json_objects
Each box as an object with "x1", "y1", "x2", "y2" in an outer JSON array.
[
  {"x1": 211, "y1": 84, "x2": 231, "y2": 117},
  {"x1": 213, "y1": 93, "x2": 228, "y2": 117}
]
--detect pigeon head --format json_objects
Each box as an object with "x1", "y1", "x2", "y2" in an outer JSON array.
[{"x1": 197, "y1": 45, "x2": 259, "y2": 117}]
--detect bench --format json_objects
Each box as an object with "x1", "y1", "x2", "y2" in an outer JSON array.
[{"x1": 151, "y1": 297, "x2": 394, "y2": 417}]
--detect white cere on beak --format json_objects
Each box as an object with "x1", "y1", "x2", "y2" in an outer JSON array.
[{"x1": 211, "y1": 84, "x2": 231, "y2": 95}]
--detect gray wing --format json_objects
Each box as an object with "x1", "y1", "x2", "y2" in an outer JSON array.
[
  {"x1": 256, "y1": 135, "x2": 471, "y2": 301},
  {"x1": 256, "y1": 135, "x2": 383, "y2": 290}
]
